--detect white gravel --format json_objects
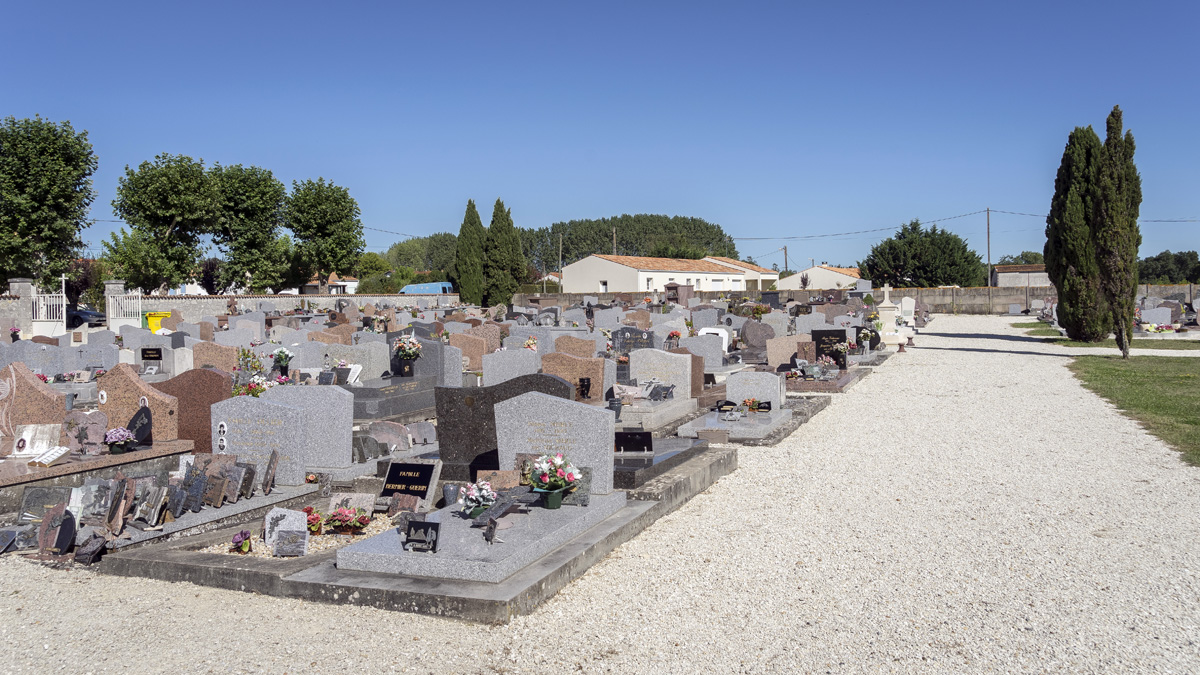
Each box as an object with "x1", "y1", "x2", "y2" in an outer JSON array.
[{"x1": 2, "y1": 315, "x2": 1199, "y2": 673}]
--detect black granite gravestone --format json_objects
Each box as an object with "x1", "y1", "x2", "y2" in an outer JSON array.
[
  {"x1": 612, "y1": 327, "x2": 654, "y2": 355},
  {"x1": 126, "y1": 406, "x2": 153, "y2": 446},
  {"x1": 434, "y1": 373, "x2": 573, "y2": 481}
]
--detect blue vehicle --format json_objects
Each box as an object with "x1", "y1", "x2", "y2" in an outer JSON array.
[{"x1": 400, "y1": 281, "x2": 455, "y2": 294}]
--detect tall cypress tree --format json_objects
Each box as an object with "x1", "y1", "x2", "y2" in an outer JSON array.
[
  {"x1": 483, "y1": 198, "x2": 524, "y2": 307},
  {"x1": 1044, "y1": 126, "x2": 1110, "y2": 341},
  {"x1": 453, "y1": 200, "x2": 485, "y2": 305},
  {"x1": 1096, "y1": 106, "x2": 1142, "y2": 358}
]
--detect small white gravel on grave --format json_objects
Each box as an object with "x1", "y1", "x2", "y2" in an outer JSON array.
[
  {"x1": 196, "y1": 515, "x2": 395, "y2": 558},
  {"x1": 1, "y1": 315, "x2": 1199, "y2": 673}
]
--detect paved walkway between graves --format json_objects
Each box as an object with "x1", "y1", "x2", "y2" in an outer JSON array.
[{"x1": 2, "y1": 315, "x2": 1199, "y2": 673}]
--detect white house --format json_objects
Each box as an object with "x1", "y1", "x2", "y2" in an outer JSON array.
[
  {"x1": 701, "y1": 257, "x2": 780, "y2": 291},
  {"x1": 561, "y1": 254, "x2": 748, "y2": 294},
  {"x1": 774, "y1": 265, "x2": 862, "y2": 291}
]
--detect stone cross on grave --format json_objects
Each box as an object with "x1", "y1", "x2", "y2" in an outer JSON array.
[{"x1": 881, "y1": 285, "x2": 893, "y2": 304}]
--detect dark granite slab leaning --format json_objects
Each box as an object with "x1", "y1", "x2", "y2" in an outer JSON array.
[
  {"x1": 343, "y1": 376, "x2": 436, "y2": 422},
  {"x1": 613, "y1": 438, "x2": 707, "y2": 490}
]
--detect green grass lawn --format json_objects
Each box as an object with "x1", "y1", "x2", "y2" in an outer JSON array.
[
  {"x1": 1008, "y1": 321, "x2": 1062, "y2": 337},
  {"x1": 1046, "y1": 337, "x2": 1200, "y2": 350},
  {"x1": 1069, "y1": 356, "x2": 1200, "y2": 465}
]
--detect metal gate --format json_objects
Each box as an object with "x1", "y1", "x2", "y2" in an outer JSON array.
[
  {"x1": 105, "y1": 290, "x2": 142, "y2": 331},
  {"x1": 30, "y1": 277, "x2": 67, "y2": 337}
]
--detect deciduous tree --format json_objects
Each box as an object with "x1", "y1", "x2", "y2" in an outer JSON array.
[
  {"x1": 0, "y1": 116, "x2": 98, "y2": 288},
  {"x1": 283, "y1": 178, "x2": 364, "y2": 294},
  {"x1": 210, "y1": 164, "x2": 287, "y2": 293},
  {"x1": 109, "y1": 153, "x2": 220, "y2": 293}
]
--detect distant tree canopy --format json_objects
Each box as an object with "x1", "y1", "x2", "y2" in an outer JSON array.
[
  {"x1": 386, "y1": 231, "x2": 457, "y2": 274},
  {"x1": 520, "y1": 214, "x2": 738, "y2": 274},
  {"x1": 1139, "y1": 250, "x2": 1199, "y2": 284},
  {"x1": 858, "y1": 220, "x2": 986, "y2": 287},
  {"x1": 997, "y1": 251, "x2": 1045, "y2": 265}
]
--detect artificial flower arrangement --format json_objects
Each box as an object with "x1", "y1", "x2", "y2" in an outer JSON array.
[
  {"x1": 337, "y1": 360, "x2": 349, "y2": 368},
  {"x1": 393, "y1": 334, "x2": 422, "y2": 360},
  {"x1": 667, "y1": 330, "x2": 682, "y2": 340},
  {"x1": 526, "y1": 453, "x2": 582, "y2": 494},
  {"x1": 833, "y1": 342, "x2": 850, "y2": 353},
  {"x1": 460, "y1": 481, "x2": 498, "y2": 516},
  {"x1": 234, "y1": 347, "x2": 263, "y2": 374},
  {"x1": 270, "y1": 347, "x2": 295, "y2": 367},
  {"x1": 302, "y1": 506, "x2": 325, "y2": 535},
  {"x1": 8, "y1": 327, "x2": 19, "y2": 334},
  {"x1": 35, "y1": 373, "x2": 49, "y2": 383},
  {"x1": 232, "y1": 374, "x2": 289, "y2": 397},
  {"x1": 231, "y1": 530, "x2": 253, "y2": 554},
  {"x1": 249, "y1": 338, "x2": 265, "y2": 347},
  {"x1": 523, "y1": 336, "x2": 539, "y2": 351},
  {"x1": 742, "y1": 397, "x2": 760, "y2": 411},
  {"x1": 816, "y1": 355, "x2": 837, "y2": 368},
  {"x1": 858, "y1": 329, "x2": 874, "y2": 341},
  {"x1": 617, "y1": 354, "x2": 630, "y2": 364},
  {"x1": 104, "y1": 427, "x2": 136, "y2": 450},
  {"x1": 325, "y1": 507, "x2": 371, "y2": 532}
]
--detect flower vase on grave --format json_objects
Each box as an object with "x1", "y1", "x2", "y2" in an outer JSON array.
[
  {"x1": 107, "y1": 442, "x2": 133, "y2": 455},
  {"x1": 468, "y1": 505, "x2": 488, "y2": 518},
  {"x1": 534, "y1": 487, "x2": 568, "y2": 510},
  {"x1": 397, "y1": 359, "x2": 415, "y2": 378},
  {"x1": 279, "y1": 364, "x2": 289, "y2": 378}
]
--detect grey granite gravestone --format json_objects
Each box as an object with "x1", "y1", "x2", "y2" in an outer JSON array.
[
  {"x1": 482, "y1": 349, "x2": 541, "y2": 387},
  {"x1": 677, "y1": 334, "x2": 724, "y2": 370},
  {"x1": 761, "y1": 312, "x2": 791, "y2": 337},
  {"x1": 434, "y1": 373, "x2": 573, "y2": 481},
  {"x1": 691, "y1": 308, "x2": 719, "y2": 329},
  {"x1": 262, "y1": 507, "x2": 307, "y2": 549},
  {"x1": 494, "y1": 392, "x2": 615, "y2": 495},
  {"x1": 259, "y1": 385, "x2": 353, "y2": 471},
  {"x1": 214, "y1": 328, "x2": 254, "y2": 348},
  {"x1": 628, "y1": 348, "x2": 691, "y2": 396},
  {"x1": 211, "y1": 397, "x2": 307, "y2": 485},
  {"x1": 726, "y1": 371, "x2": 785, "y2": 410}
]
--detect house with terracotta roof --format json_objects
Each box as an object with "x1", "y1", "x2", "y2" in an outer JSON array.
[
  {"x1": 702, "y1": 256, "x2": 780, "y2": 291},
  {"x1": 561, "y1": 254, "x2": 750, "y2": 294},
  {"x1": 775, "y1": 264, "x2": 863, "y2": 291},
  {"x1": 297, "y1": 272, "x2": 359, "y2": 295}
]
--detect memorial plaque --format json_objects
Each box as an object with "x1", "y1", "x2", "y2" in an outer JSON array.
[
  {"x1": 386, "y1": 493, "x2": 420, "y2": 517},
  {"x1": 18, "y1": 487, "x2": 72, "y2": 524},
  {"x1": 812, "y1": 329, "x2": 846, "y2": 360},
  {"x1": 203, "y1": 477, "x2": 228, "y2": 508},
  {"x1": 167, "y1": 486, "x2": 188, "y2": 519},
  {"x1": 475, "y1": 469, "x2": 521, "y2": 491},
  {"x1": 615, "y1": 431, "x2": 653, "y2": 453},
  {"x1": 317, "y1": 372, "x2": 336, "y2": 385},
  {"x1": 611, "y1": 327, "x2": 654, "y2": 355},
  {"x1": 223, "y1": 465, "x2": 246, "y2": 504},
  {"x1": 140, "y1": 347, "x2": 163, "y2": 361},
  {"x1": 261, "y1": 450, "x2": 280, "y2": 495},
  {"x1": 274, "y1": 530, "x2": 308, "y2": 557},
  {"x1": 0, "y1": 530, "x2": 16, "y2": 555},
  {"x1": 391, "y1": 510, "x2": 425, "y2": 532},
  {"x1": 73, "y1": 534, "x2": 106, "y2": 565},
  {"x1": 327, "y1": 492, "x2": 375, "y2": 513},
  {"x1": 405, "y1": 521, "x2": 440, "y2": 553},
  {"x1": 126, "y1": 406, "x2": 153, "y2": 445},
  {"x1": 379, "y1": 460, "x2": 441, "y2": 506},
  {"x1": 236, "y1": 461, "x2": 257, "y2": 499}
]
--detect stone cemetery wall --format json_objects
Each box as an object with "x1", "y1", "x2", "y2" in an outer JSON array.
[{"x1": 135, "y1": 293, "x2": 460, "y2": 323}]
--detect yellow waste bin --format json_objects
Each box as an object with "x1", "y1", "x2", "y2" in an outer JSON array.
[{"x1": 145, "y1": 312, "x2": 171, "y2": 332}]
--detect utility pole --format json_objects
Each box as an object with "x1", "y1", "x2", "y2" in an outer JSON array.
[
  {"x1": 784, "y1": 246, "x2": 788, "y2": 274},
  {"x1": 612, "y1": 227, "x2": 616, "y2": 256},
  {"x1": 559, "y1": 233, "x2": 563, "y2": 282},
  {"x1": 986, "y1": 207, "x2": 992, "y2": 313}
]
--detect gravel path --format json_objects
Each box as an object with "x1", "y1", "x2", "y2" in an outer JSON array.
[{"x1": 2, "y1": 315, "x2": 1198, "y2": 673}]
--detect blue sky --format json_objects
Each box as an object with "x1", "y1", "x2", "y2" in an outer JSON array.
[{"x1": 4, "y1": 1, "x2": 1197, "y2": 271}]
